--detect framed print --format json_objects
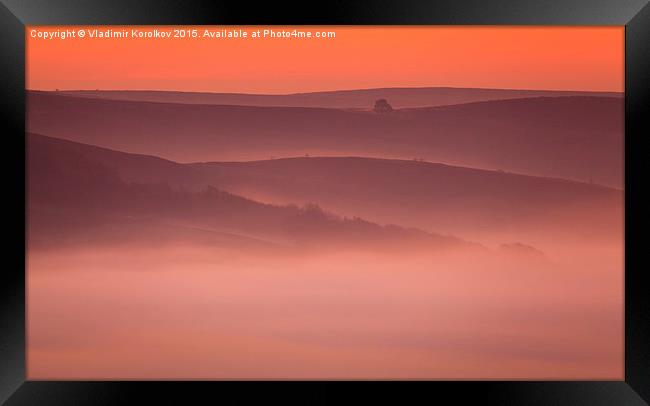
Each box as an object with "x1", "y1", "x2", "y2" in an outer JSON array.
[{"x1": 1, "y1": 0, "x2": 649, "y2": 404}]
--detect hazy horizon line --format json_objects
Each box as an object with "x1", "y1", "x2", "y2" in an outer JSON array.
[{"x1": 25, "y1": 85, "x2": 624, "y2": 96}]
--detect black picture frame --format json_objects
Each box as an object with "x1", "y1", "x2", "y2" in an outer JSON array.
[{"x1": 2, "y1": 0, "x2": 648, "y2": 404}]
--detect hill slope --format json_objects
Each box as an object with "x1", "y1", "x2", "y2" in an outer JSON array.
[
  {"x1": 28, "y1": 134, "x2": 622, "y2": 246},
  {"x1": 27, "y1": 133, "x2": 463, "y2": 251},
  {"x1": 27, "y1": 92, "x2": 623, "y2": 187},
  {"x1": 55, "y1": 87, "x2": 622, "y2": 109}
]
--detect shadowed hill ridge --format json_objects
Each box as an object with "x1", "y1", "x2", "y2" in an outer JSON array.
[
  {"x1": 28, "y1": 133, "x2": 622, "y2": 246},
  {"x1": 27, "y1": 133, "x2": 467, "y2": 251},
  {"x1": 27, "y1": 91, "x2": 623, "y2": 187},
  {"x1": 51, "y1": 87, "x2": 622, "y2": 109}
]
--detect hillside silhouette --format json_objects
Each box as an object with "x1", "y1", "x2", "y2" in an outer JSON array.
[
  {"x1": 192, "y1": 156, "x2": 622, "y2": 241},
  {"x1": 55, "y1": 87, "x2": 621, "y2": 109},
  {"x1": 28, "y1": 134, "x2": 621, "y2": 249},
  {"x1": 27, "y1": 91, "x2": 623, "y2": 187},
  {"x1": 27, "y1": 133, "x2": 464, "y2": 251}
]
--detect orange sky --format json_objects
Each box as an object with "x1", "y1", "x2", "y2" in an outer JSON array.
[{"x1": 26, "y1": 26, "x2": 624, "y2": 93}]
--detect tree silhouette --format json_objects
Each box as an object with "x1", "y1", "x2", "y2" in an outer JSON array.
[{"x1": 373, "y1": 99, "x2": 393, "y2": 114}]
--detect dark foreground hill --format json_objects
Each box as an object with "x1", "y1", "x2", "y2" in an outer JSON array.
[
  {"x1": 28, "y1": 134, "x2": 622, "y2": 246},
  {"x1": 27, "y1": 133, "x2": 464, "y2": 251}
]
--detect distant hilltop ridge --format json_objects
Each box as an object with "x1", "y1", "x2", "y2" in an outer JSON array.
[
  {"x1": 27, "y1": 91, "x2": 623, "y2": 188},
  {"x1": 30, "y1": 86, "x2": 622, "y2": 109}
]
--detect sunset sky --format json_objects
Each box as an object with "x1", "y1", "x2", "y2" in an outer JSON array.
[{"x1": 26, "y1": 26, "x2": 624, "y2": 93}]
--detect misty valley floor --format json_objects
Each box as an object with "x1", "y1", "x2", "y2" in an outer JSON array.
[{"x1": 27, "y1": 240, "x2": 623, "y2": 379}]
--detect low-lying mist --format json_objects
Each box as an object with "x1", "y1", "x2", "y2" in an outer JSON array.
[{"x1": 27, "y1": 236, "x2": 622, "y2": 379}]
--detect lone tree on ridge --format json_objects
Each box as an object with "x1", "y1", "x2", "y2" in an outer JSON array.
[{"x1": 373, "y1": 99, "x2": 393, "y2": 114}]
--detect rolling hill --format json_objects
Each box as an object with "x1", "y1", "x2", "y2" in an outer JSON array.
[
  {"x1": 189, "y1": 156, "x2": 622, "y2": 238},
  {"x1": 54, "y1": 87, "x2": 622, "y2": 109},
  {"x1": 28, "y1": 134, "x2": 622, "y2": 247},
  {"x1": 27, "y1": 91, "x2": 623, "y2": 187},
  {"x1": 27, "y1": 133, "x2": 464, "y2": 251}
]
